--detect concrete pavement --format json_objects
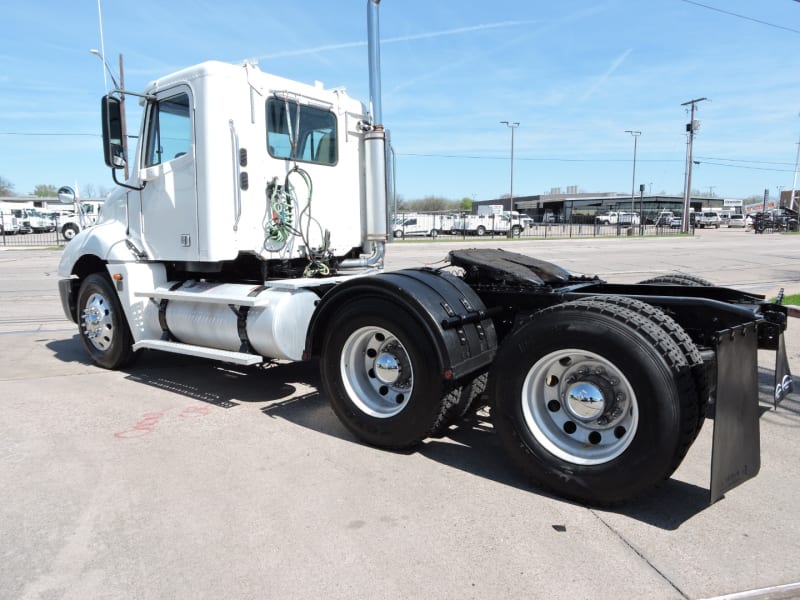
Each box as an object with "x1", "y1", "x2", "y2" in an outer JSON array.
[{"x1": 1, "y1": 228, "x2": 799, "y2": 600}]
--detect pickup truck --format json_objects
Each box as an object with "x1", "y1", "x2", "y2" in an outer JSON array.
[
  {"x1": 595, "y1": 211, "x2": 640, "y2": 225},
  {"x1": 696, "y1": 211, "x2": 721, "y2": 228}
]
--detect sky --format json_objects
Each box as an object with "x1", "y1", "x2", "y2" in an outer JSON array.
[{"x1": 2, "y1": 0, "x2": 800, "y2": 202}]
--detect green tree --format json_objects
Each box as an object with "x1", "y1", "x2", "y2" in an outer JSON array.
[
  {"x1": 459, "y1": 197, "x2": 473, "y2": 212},
  {"x1": 0, "y1": 176, "x2": 14, "y2": 196},
  {"x1": 33, "y1": 184, "x2": 58, "y2": 197},
  {"x1": 407, "y1": 195, "x2": 453, "y2": 212}
]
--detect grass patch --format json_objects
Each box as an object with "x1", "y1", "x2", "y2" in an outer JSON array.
[{"x1": 777, "y1": 293, "x2": 800, "y2": 305}]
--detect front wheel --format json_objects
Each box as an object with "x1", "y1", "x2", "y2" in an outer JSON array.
[
  {"x1": 476, "y1": 225, "x2": 487, "y2": 237},
  {"x1": 62, "y1": 224, "x2": 79, "y2": 240},
  {"x1": 76, "y1": 273, "x2": 137, "y2": 369},
  {"x1": 489, "y1": 299, "x2": 697, "y2": 506},
  {"x1": 320, "y1": 298, "x2": 450, "y2": 449}
]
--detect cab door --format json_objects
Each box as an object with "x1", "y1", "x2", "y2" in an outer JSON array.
[{"x1": 138, "y1": 88, "x2": 198, "y2": 260}]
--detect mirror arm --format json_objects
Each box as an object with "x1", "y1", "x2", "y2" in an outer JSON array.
[{"x1": 112, "y1": 168, "x2": 145, "y2": 191}]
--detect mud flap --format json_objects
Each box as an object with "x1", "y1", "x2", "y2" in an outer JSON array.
[
  {"x1": 774, "y1": 333, "x2": 794, "y2": 409},
  {"x1": 710, "y1": 326, "x2": 760, "y2": 504}
]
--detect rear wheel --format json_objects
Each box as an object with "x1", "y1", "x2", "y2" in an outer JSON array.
[
  {"x1": 77, "y1": 273, "x2": 136, "y2": 369},
  {"x1": 430, "y1": 371, "x2": 488, "y2": 436},
  {"x1": 320, "y1": 298, "x2": 450, "y2": 449},
  {"x1": 476, "y1": 225, "x2": 487, "y2": 236},
  {"x1": 490, "y1": 298, "x2": 697, "y2": 505}
]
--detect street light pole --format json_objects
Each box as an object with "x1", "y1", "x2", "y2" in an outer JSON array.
[
  {"x1": 790, "y1": 135, "x2": 800, "y2": 212},
  {"x1": 625, "y1": 130, "x2": 641, "y2": 221},
  {"x1": 681, "y1": 97, "x2": 708, "y2": 233},
  {"x1": 500, "y1": 121, "x2": 519, "y2": 214}
]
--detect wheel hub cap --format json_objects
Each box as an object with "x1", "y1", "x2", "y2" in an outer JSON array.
[
  {"x1": 565, "y1": 381, "x2": 605, "y2": 421},
  {"x1": 375, "y1": 352, "x2": 401, "y2": 384}
]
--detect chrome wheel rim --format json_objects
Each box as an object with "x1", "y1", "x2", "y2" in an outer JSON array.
[
  {"x1": 340, "y1": 326, "x2": 413, "y2": 418},
  {"x1": 82, "y1": 292, "x2": 114, "y2": 352},
  {"x1": 521, "y1": 349, "x2": 638, "y2": 465}
]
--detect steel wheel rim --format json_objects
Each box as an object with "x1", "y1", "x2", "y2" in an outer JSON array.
[
  {"x1": 82, "y1": 291, "x2": 114, "y2": 351},
  {"x1": 521, "y1": 348, "x2": 638, "y2": 465},
  {"x1": 340, "y1": 326, "x2": 413, "y2": 418}
]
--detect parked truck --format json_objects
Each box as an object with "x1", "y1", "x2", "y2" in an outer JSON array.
[
  {"x1": 57, "y1": 0, "x2": 793, "y2": 506},
  {"x1": 595, "y1": 211, "x2": 640, "y2": 226},
  {"x1": 58, "y1": 200, "x2": 104, "y2": 241}
]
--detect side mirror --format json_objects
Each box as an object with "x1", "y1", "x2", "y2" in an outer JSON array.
[
  {"x1": 57, "y1": 186, "x2": 76, "y2": 205},
  {"x1": 101, "y1": 95, "x2": 126, "y2": 169}
]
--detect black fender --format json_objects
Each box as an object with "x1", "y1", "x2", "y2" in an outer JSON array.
[{"x1": 306, "y1": 269, "x2": 497, "y2": 384}]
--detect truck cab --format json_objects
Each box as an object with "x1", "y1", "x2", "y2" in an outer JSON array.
[{"x1": 82, "y1": 61, "x2": 370, "y2": 270}]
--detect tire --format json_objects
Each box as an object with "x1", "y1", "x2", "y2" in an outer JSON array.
[
  {"x1": 430, "y1": 371, "x2": 489, "y2": 436},
  {"x1": 76, "y1": 273, "x2": 136, "y2": 369},
  {"x1": 393, "y1": 229, "x2": 404, "y2": 239},
  {"x1": 429, "y1": 229, "x2": 439, "y2": 238},
  {"x1": 580, "y1": 296, "x2": 708, "y2": 440},
  {"x1": 476, "y1": 225, "x2": 487, "y2": 237},
  {"x1": 638, "y1": 273, "x2": 713, "y2": 287},
  {"x1": 319, "y1": 297, "x2": 451, "y2": 449},
  {"x1": 511, "y1": 225, "x2": 522, "y2": 236},
  {"x1": 489, "y1": 298, "x2": 697, "y2": 506},
  {"x1": 62, "y1": 224, "x2": 80, "y2": 240}
]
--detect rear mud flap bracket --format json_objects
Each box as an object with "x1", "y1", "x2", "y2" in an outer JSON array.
[
  {"x1": 710, "y1": 325, "x2": 760, "y2": 504},
  {"x1": 774, "y1": 333, "x2": 794, "y2": 409}
]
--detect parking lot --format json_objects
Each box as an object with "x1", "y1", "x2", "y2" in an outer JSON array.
[{"x1": 1, "y1": 228, "x2": 799, "y2": 600}]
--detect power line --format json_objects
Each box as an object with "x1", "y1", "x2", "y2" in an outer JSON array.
[
  {"x1": 0, "y1": 132, "x2": 99, "y2": 137},
  {"x1": 398, "y1": 152, "x2": 796, "y2": 173},
  {"x1": 680, "y1": 0, "x2": 800, "y2": 35}
]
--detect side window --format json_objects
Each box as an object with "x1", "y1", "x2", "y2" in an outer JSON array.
[
  {"x1": 266, "y1": 97, "x2": 337, "y2": 165},
  {"x1": 144, "y1": 93, "x2": 192, "y2": 167}
]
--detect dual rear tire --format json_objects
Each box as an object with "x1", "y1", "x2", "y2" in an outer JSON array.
[
  {"x1": 320, "y1": 293, "x2": 704, "y2": 506},
  {"x1": 489, "y1": 297, "x2": 701, "y2": 506}
]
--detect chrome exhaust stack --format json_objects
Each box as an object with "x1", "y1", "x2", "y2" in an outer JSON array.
[
  {"x1": 367, "y1": 0, "x2": 383, "y2": 126},
  {"x1": 363, "y1": 0, "x2": 388, "y2": 252}
]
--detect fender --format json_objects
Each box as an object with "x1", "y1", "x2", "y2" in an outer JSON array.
[
  {"x1": 306, "y1": 268, "x2": 498, "y2": 383},
  {"x1": 58, "y1": 221, "x2": 137, "y2": 278}
]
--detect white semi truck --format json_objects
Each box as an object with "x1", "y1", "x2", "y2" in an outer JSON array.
[
  {"x1": 57, "y1": 200, "x2": 104, "y2": 241},
  {"x1": 58, "y1": 0, "x2": 792, "y2": 506}
]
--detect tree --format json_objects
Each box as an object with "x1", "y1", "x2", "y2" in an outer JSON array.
[
  {"x1": 407, "y1": 195, "x2": 453, "y2": 212},
  {"x1": 0, "y1": 176, "x2": 14, "y2": 197},
  {"x1": 33, "y1": 184, "x2": 58, "y2": 197},
  {"x1": 459, "y1": 197, "x2": 473, "y2": 212}
]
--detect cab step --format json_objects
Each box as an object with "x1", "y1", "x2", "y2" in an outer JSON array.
[{"x1": 132, "y1": 339, "x2": 263, "y2": 365}]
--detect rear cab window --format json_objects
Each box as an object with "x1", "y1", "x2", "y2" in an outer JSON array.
[{"x1": 267, "y1": 97, "x2": 337, "y2": 166}]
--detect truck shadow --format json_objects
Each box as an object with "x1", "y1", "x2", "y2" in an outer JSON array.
[{"x1": 46, "y1": 338, "x2": 791, "y2": 529}]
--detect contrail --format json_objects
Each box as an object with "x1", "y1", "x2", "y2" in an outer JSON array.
[
  {"x1": 580, "y1": 48, "x2": 633, "y2": 102},
  {"x1": 258, "y1": 20, "x2": 537, "y2": 60}
]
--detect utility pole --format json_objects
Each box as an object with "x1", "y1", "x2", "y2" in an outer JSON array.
[
  {"x1": 681, "y1": 97, "x2": 708, "y2": 233},
  {"x1": 625, "y1": 130, "x2": 641, "y2": 221}
]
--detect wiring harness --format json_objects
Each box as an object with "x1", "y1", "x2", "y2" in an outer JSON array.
[{"x1": 263, "y1": 166, "x2": 333, "y2": 277}]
